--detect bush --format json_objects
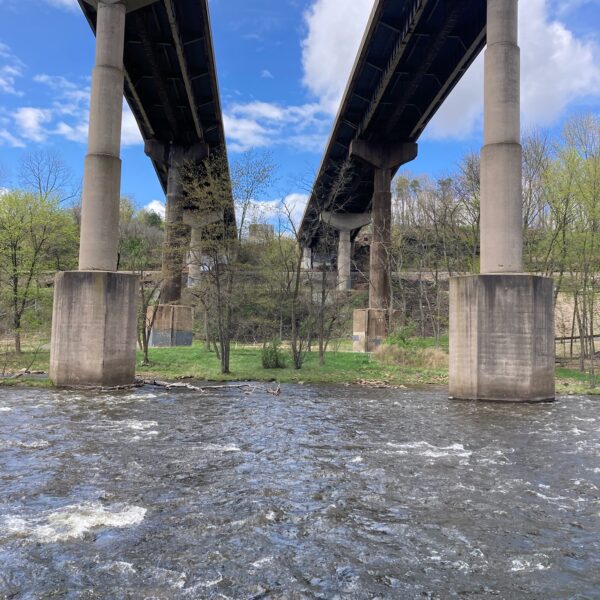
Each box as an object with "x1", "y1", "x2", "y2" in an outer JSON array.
[
  {"x1": 385, "y1": 322, "x2": 417, "y2": 347},
  {"x1": 261, "y1": 339, "x2": 287, "y2": 369}
]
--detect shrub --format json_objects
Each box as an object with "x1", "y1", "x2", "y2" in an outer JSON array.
[
  {"x1": 386, "y1": 322, "x2": 417, "y2": 347},
  {"x1": 261, "y1": 339, "x2": 287, "y2": 369}
]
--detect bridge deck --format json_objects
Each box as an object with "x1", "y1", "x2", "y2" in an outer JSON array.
[
  {"x1": 300, "y1": 0, "x2": 486, "y2": 247},
  {"x1": 78, "y1": 0, "x2": 227, "y2": 193}
]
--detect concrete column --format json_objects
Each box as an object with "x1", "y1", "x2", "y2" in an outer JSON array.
[
  {"x1": 301, "y1": 247, "x2": 312, "y2": 270},
  {"x1": 337, "y1": 230, "x2": 352, "y2": 291},
  {"x1": 50, "y1": 0, "x2": 140, "y2": 388},
  {"x1": 79, "y1": 0, "x2": 126, "y2": 271},
  {"x1": 370, "y1": 167, "x2": 392, "y2": 308},
  {"x1": 144, "y1": 141, "x2": 209, "y2": 303},
  {"x1": 348, "y1": 141, "x2": 417, "y2": 351},
  {"x1": 162, "y1": 147, "x2": 187, "y2": 303},
  {"x1": 321, "y1": 212, "x2": 371, "y2": 291},
  {"x1": 480, "y1": 0, "x2": 522, "y2": 273},
  {"x1": 448, "y1": 0, "x2": 555, "y2": 401}
]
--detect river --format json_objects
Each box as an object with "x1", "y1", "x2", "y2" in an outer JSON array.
[{"x1": 0, "y1": 385, "x2": 599, "y2": 599}]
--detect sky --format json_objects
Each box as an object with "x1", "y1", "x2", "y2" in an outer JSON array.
[{"x1": 0, "y1": 0, "x2": 599, "y2": 222}]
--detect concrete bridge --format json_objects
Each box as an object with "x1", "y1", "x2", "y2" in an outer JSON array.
[
  {"x1": 50, "y1": 0, "x2": 232, "y2": 387},
  {"x1": 299, "y1": 0, "x2": 555, "y2": 402}
]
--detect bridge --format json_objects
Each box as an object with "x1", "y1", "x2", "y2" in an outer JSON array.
[
  {"x1": 50, "y1": 0, "x2": 232, "y2": 387},
  {"x1": 300, "y1": 0, "x2": 555, "y2": 402}
]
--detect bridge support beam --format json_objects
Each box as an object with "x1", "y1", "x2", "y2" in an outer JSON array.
[
  {"x1": 50, "y1": 0, "x2": 138, "y2": 387},
  {"x1": 301, "y1": 247, "x2": 312, "y2": 270},
  {"x1": 144, "y1": 142, "x2": 208, "y2": 348},
  {"x1": 321, "y1": 212, "x2": 371, "y2": 290},
  {"x1": 449, "y1": 0, "x2": 555, "y2": 401},
  {"x1": 350, "y1": 140, "x2": 417, "y2": 351}
]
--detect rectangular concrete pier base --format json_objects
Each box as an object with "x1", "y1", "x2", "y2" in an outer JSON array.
[
  {"x1": 353, "y1": 309, "x2": 388, "y2": 352},
  {"x1": 449, "y1": 274, "x2": 555, "y2": 402},
  {"x1": 50, "y1": 271, "x2": 138, "y2": 387},
  {"x1": 148, "y1": 305, "x2": 193, "y2": 347}
]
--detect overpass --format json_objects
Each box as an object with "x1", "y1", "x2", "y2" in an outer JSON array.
[
  {"x1": 301, "y1": 0, "x2": 555, "y2": 402},
  {"x1": 50, "y1": 0, "x2": 232, "y2": 387},
  {"x1": 300, "y1": 0, "x2": 485, "y2": 267}
]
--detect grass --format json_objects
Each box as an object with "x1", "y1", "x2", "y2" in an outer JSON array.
[
  {"x1": 136, "y1": 343, "x2": 448, "y2": 387},
  {"x1": 1, "y1": 338, "x2": 600, "y2": 394}
]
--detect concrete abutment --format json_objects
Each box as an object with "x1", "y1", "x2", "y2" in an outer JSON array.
[
  {"x1": 449, "y1": 275, "x2": 555, "y2": 402},
  {"x1": 50, "y1": 271, "x2": 138, "y2": 387}
]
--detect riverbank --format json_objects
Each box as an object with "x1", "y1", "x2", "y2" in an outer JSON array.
[{"x1": 0, "y1": 342, "x2": 597, "y2": 395}]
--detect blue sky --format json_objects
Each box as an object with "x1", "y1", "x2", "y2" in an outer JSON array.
[{"x1": 0, "y1": 0, "x2": 599, "y2": 221}]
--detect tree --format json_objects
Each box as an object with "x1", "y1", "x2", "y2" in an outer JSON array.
[
  {"x1": 117, "y1": 203, "x2": 164, "y2": 365},
  {"x1": 0, "y1": 191, "x2": 78, "y2": 353},
  {"x1": 231, "y1": 150, "x2": 276, "y2": 240},
  {"x1": 180, "y1": 151, "x2": 238, "y2": 374},
  {"x1": 18, "y1": 149, "x2": 78, "y2": 204}
]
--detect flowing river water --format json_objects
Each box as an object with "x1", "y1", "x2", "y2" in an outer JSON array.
[{"x1": 0, "y1": 384, "x2": 599, "y2": 599}]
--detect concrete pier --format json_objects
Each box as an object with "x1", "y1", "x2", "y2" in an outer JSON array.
[
  {"x1": 50, "y1": 0, "x2": 141, "y2": 387},
  {"x1": 449, "y1": 0, "x2": 555, "y2": 401},
  {"x1": 148, "y1": 304, "x2": 193, "y2": 347},
  {"x1": 321, "y1": 212, "x2": 371, "y2": 290},
  {"x1": 50, "y1": 271, "x2": 138, "y2": 387},
  {"x1": 449, "y1": 275, "x2": 554, "y2": 402},
  {"x1": 349, "y1": 141, "x2": 417, "y2": 351}
]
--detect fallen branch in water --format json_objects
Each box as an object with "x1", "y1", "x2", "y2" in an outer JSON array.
[{"x1": 137, "y1": 378, "x2": 282, "y2": 396}]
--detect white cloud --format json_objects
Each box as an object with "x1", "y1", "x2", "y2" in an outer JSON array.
[
  {"x1": 8, "y1": 75, "x2": 143, "y2": 148},
  {"x1": 224, "y1": 101, "x2": 330, "y2": 153},
  {"x1": 14, "y1": 107, "x2": 52, "y2": 142},
  {"x1": 426, "y1": 0, "x2": 600, "y2": 138},
  {"x1": 0, "y1": 128, "x2": 25, "y2": 148},
  {"x1": 143, "y1": 200, "x2": 166, "y2": 219},
  {"x1": 301, "y1": 0, "x2": 375, "y2": 115},
  {"x1": 0, "y1": 42, "x2": 24, "y2": 96},
  {"x1": 283, "y1": 192, "x2": 309, "y2": 230},
  {"x1": 260, "y1": 69, "x2": 274, "y2": 79},
  {"x1": 300, "y1": 0, "x2": 600, "y2": 139}
]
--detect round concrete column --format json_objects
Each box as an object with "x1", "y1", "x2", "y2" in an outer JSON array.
[
  {"x1": 79, "y1": 0, "x2": 126, "y2": 271},
  {"x1": 337, "y1": 230, "x2": 352, "y2": 291},
  {"x1": 370, "y1": 167, "x2": 392, "y2": 309},
  {"x1": 162, "y1": 154, "x2": 187, "y2": 303},
  {"x1": 480, "y1": 0, "x2": 522, "y2": 274}
]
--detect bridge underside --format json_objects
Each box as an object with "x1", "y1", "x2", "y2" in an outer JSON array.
[{"x1": 301, "y1": 0, "x2": 486, "y2": 247}]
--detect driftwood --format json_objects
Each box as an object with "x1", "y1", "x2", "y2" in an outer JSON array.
[
  {"x1": 137, "y1": 378, "x2": 282, "y2": 396},
  {"x1": 0, "y1": 369, "x2": 47, "y2": 382}
]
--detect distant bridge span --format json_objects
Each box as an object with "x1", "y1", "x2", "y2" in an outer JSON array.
[{"x1": 300, "y1": 0, "x2": 486, "y2": 248}]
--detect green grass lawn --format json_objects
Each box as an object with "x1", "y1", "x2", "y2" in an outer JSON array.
[
  {"x1": 136, "y1": 343, "x2": 448, "y2": 387},
  {"x1": 1, "y1": 340, "x2": 600, "y2": 394}
]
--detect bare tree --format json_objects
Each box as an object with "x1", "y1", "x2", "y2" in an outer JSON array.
[
  {"x1": 231, "y1": 150, "x2": 276, "y2": 240},
  {"x1": 18, "y1": 149, "x2": 79, "y2": 204}
]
